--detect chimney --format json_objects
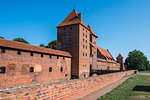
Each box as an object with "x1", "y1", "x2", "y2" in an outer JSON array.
[{"x1": 78, "y1": 13, "x2": 82, "y2": 21}]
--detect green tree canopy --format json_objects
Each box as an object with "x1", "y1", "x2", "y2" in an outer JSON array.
[
  {"x1": 125, "y1": 50, "x2": 150, "y2": 71},
  {"x1": 0, "y1": 36, "x2": 4, "y2": 39},
  {"x1": 39, "y1": 44, "x2": 45, "y2": 47},
  {"x1": 13, "y1": 38, "x2": 29, "y2": 44},
  {"x1": 46, "y1": 40, "x2": 57, "y2": 49}
]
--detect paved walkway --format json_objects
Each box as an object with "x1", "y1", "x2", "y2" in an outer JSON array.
[{"x1": 77, "y1": 76, "x2": 131, "y2": 100}]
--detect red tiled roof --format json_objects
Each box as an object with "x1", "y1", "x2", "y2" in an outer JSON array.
[
  {"x1": 0, "y1": 38, "x2": 72, "y2": 57},
  {"x1": 97, "y1": 46, "x2": 117, "y2": 63},
  {"x1": 87, "y1": 25, "x2": 98, "y2": 37},
  {"x1": 117, "y1": 53, "x2": 123, "y2": 58},
  {"x1": 57, "y1": 9, "x2": 88, "y2": 29}
]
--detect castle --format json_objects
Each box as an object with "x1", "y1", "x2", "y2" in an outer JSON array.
[{"x1": 0, "y1": 9, "x2": 124, "y2": 89}]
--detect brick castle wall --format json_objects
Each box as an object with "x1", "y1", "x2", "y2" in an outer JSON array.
[
  {"x1": 0, "y1": 47, "x2": 71, "y2": 89},
  {"x1": 0, "y1": 70, "x2": 135, "y2": 100}
]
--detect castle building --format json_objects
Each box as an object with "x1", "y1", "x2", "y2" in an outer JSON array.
[
  {"x1": 57, "y1": 9, "x2": 123, "y2": 78},
  {"x1": 0, "y1": 9, "x2": 124, "y2": 89}
]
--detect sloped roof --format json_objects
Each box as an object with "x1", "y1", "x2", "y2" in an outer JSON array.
[
  {"x1": 57, "y1": 9, "x2": 88, "y2": 28},
  {"x1": 88, "y1": 25, "x2": 98, "y2": 37},
  {"x1": 117, "y1": 53, "x2": 123, "y2": 58},
  {"x1": 0, "y1": 38, "x2": 72, "y2": 57},
  {"x1": 97, "y1": 46, "x2": 117, "y2": 63}
]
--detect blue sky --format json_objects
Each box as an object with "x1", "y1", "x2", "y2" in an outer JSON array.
[{"x1": 0, "y1": 0, "x2": 150, "y2": 60}]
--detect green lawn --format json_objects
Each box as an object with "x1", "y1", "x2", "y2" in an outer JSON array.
[
  {"x1": 98, "y1": 74, "x2": 150, "y2": 100},
  {"x1": 139, "y1": 71, "x2": 150, "y2": 73}
]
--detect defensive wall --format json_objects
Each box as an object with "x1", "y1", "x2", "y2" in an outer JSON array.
[{"x1": 0, "y1": 70, "x2": 135, "y2": 100}]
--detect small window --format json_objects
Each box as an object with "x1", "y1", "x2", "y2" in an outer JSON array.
[
  {"x1": 60, "y1": 67, "x2": 63, "y2": 72},
  {"x1": 83, "y1": 33, "x2": 84, "y2": 37},
  {"x1": 84, "y1": 74, "x2": 86, "y2": 77},
  {"x1": 63, "y1": 57, "x2": 65, "y2": 60},
  {"x1": 57, "y1": 56, "x2": 59, "y2": 59},
  {"x1": 50, "y1": 55, "x2": 52, "y2": 58},
  {"x1": 86, "y1": 30, "x2": 87, "y2": 33},
  {"x1": 17, "y1": 50, "x2": 21, "y2": 55},
  {"x1": 69, "y1": 32, "x2": 72, "y2": 36},
  {"x1": 65, "y1": 74, "x2": 68, "y2": 77},
  {"x1": 83, "y1": 52, "x2": 84, "y2": 56},
  {"x1": 64, "y1": 28, "x2": 65, "y2": 30},
  {"x1": 86, "y1": 34, "x2": 87, "y2": 38},
  {"x1": 64, "y1": 38, "x2": 66, "y2": 42},
  {"x1": 64, "y1": 33, "x2": 66, "y2": 36},
  {"x1": 49, "y1": 67, "x2": 52, "y2": 72},
  {"x1": 70, "y1": 27, "x2": 72, "y2": 30},
  {"x1": 83, "y1": 39, "x2": 84, "y2": 42},
  {"x1": 83, "y1": 28, "x2": 84, "y2": 31},
  {"x1": 41, "y1": 54, "x2": 43, "y2": 57},
  {"x1": 68, "y1": 44, "x2": 71, "y2": 48},
  {"x1": 64, "y1": 44, "x2": 66, "y2": 48},
  {"x1": 0, "y1": 67, "x2": 5, "y2": 74},
  {"x1": 1, "y1": 48, "x2": 5, "y2": 53},
  {"x1": 69, "y1": 38, "x2": 71, "y2": 42},
  {"x1": 86, "y1": 46, "x2": 87, "y2": 49},
  {"x1": 86, "y1": 53, "x2": 87, "y2": 57},
  {"x1": 31, "y1": 52, "x2": 33, "y2": 56},
  {"x1": 86, "y1": 40, "x2": 87, "y2": 43},
  {"x1": 30, "y1": 67, "x2": 34, "y2": 72},
  {"x1": 83, "y1": 45, "x2": 84, "y2": 48}
]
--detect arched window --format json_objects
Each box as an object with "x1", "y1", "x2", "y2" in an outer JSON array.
[
  {"x1": 60, "y1": 67, "x2": 63, "y2": 72},
  {"x1": 49, "y1": 67, "x2": 52, "y2": 72},
  {"x1": 0, "y1": 67, "x2": 5, "y2": 74},
  {"x1": 30, "y1": 67, "x2": 34, "y2": 72}
]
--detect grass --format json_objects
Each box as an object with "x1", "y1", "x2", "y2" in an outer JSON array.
[
  {"x1": 139, "y1": 71, "x2": 150, "y2": 73},
  {"x1": 98, "y1": 74, "x2": 150, "y2": 100}
]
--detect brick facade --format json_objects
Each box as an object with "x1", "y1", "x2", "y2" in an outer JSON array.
[{"x1": 0, "y1": 70, "x2": 135, "y2": 100}]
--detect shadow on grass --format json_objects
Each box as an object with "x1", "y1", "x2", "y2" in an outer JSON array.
[{"x1": 132, "y1": 85, "x2": 150, "y2": 92}]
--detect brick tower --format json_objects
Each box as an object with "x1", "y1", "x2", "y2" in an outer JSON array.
[
  {"x1": 57, "y1": 9, "x2": 91, "y2": 78},
  {"x1": 117, "y1": 53, "x2": 124, "y2": 70}
]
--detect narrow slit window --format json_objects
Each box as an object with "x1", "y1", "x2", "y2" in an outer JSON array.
[
  {"x1": 49, "y1": 67, "x2": 52, "y2": 72},
  {"x1": 17, "y1": 50, "x2": 21, "y2": 55},
  {"x1": 30, "y1": 67, "x2": 34, "y2": 72},
  {"x1": 0, "y1": 67, "x2": 5, "y2": 74},
  {"x1": 1, "y1": 48, "x2": 5, "y2": 53},
  {"x1": 31, "y1": 52, "x2": 34, "y2": 56},
  {"x1": 41, "y1": 54, "x2": 43, "y2": 57},
  {"x1": 60, "y1": 67, "x2": 63, "y2": 72}
]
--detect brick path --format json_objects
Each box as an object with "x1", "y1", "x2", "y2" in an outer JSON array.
[{"x1": 76, "y1": 76, "x2": 131, "y2": 100}]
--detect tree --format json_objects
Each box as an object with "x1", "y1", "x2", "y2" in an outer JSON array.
[
  {"x1": 46, "y1": 40, "x2": 57, "y2": 49},
  {"x1": 0, "y1": 36, "x2": 4, "y2": 39},
  {"x1": 39, "y1": 44, "x2": 45, "y2": 47},
  {"x1": 125, "y1": 50, "x2": 150, "y2": 71},
  {"x1": 13, "y1": 38, "x2": 29, "y2": 44}
]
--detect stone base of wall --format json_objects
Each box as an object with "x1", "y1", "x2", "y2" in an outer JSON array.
[{"x1": 0, "y1": 70, "x2": 135, "y2": 100}]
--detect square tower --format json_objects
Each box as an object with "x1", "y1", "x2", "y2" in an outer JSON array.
[{"x1": 57, "y1": 9, "x2": 91, "y2": 78}]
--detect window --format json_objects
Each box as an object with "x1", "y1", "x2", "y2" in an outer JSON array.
[
  {"x1": 86, "y1": 46, "x2": 87, "y2": 49},
  {"x1": 50, "y1": 55, "x2": 52, "y2": 58},
  {"x1": 31, "y1": 52, "x2": 33, "y2": 56},
  {"x1": 84, "y1": 74, "x2": 86, "y2": 77},
  {"x1": 70, "y1": 27, "x2": 72, "y2": 30},
  {"x1": 86, "y1": 40, "x2": 87, "y2": 43},
  {"x1": 49, "y1": 67, "x2": 52, "y2": 72},
  {"x1": 86, "y1": 30, "x2": 87, "y2": 33},
  {"x1": 1, "y1": 48, "x2": 5, "y2": 53},
  {"x1": 65, "y1": 74, "x2": 68, "y2": 77},
  {"x1": 64, "y1": 33, "x2": 66, "y2": 36},
  {"x1": 57, "y1": 56, "x2": 59, "y2": 59},
  {"x1": 83, "y1": 28, "x2": 84, "y2": 31},
  {"x1": 83, "y1": 45, "x2": 84, "y2": 48},
  {"x1": 60, "y1": 67, "x2": 63, "y2": 72},
  {"x1": 64, "y1": 38, "x2": 66, "y2": 42},
  {"x1": 41, "y1": 54, "x2": 43, "y2": 57},
  {"x1": 83, "y1": 39, "x2": 84, "y2": 42},
  {"x1": 68, "y1": 44, "x2": 71, "y2": 48},
  {"x1": 30, "y1": 67, "x2": 34, "y2": 72},
  {"x1": 69, "y1": 38, "x2": 71, "y2": 42},
  {"x1": 86, "y1": 34, "x2": 87, "y2": 38},
  {"x1": 64, "y1": 44, "x2": 66, "y2": 48},
  {"x1": 86, "y1": 53, "x2": 87, "y2": 57},
  {"x1": 0, "y1": 67, "x2": 5, "y2": 74},
  {"x1": 83, "y1": 52, "x2": 84, "y2": 56},
  {"x1": 17, "y1": 50, "x2": 21, "y2": 55},
  {"x1": 69, "y1": 32, "x2": 72, "y2": 36},
  {"x1": 64, "y1": 28, "x2": 65, "y2": 30},
  {"x1": 63, "y1": 57, "x2": 65, "y2": 60},
  {"x1": 83, "y1": 33, "x2": 84, "y2": 37}
]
